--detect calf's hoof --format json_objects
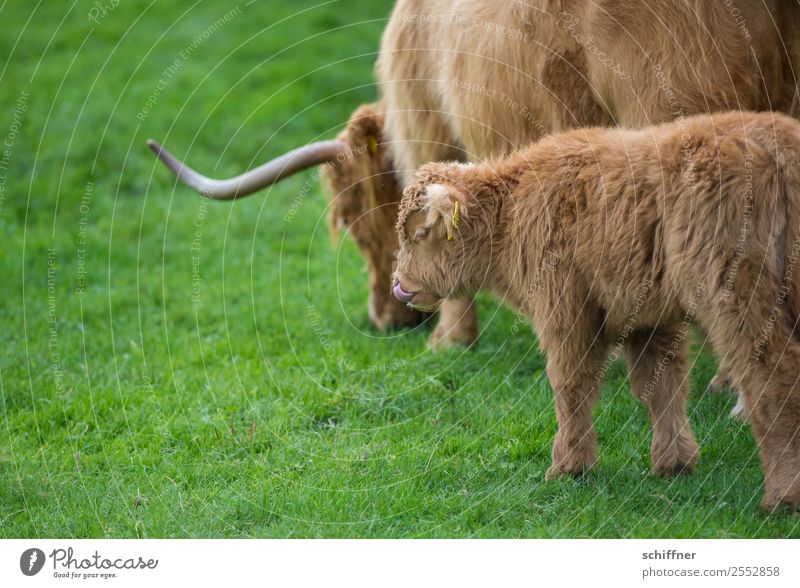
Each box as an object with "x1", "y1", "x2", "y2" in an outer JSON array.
[
  {"x1": 761, "y1": 489, "x2": 800, "y2": 513},
  {"x1": 545, "y1": 460, "x2": 596, "y2": 481},
  {"x1": 546, "y1": 438, "x2": 597, "y2": 480},
  {"x1": 651, "y1": 430, "x2": 699, "y2": 477},
  {"x1": 761, "y1": 465, "x2": 800, "y2": 513}
]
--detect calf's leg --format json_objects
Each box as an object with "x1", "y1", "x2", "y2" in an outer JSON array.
[
  {"x1": 538, "y1": 306, "x2": 608, "y2": 479},
  {"x1": 703, "y1": 288, "x2": 800, "y2": 510},
  {"x1": 625, "y1": 327, "x2": 699, "y2": 476},
  {"x1": 735, "y1": 344, "x2": 800, "y2": 511}
]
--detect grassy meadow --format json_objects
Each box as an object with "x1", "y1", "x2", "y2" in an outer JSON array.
[{"x1": 1, "y1": 0, "x2": 798, "y2": 537}]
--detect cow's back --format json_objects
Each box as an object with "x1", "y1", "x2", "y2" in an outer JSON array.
[{"x1": 378, "y1": 0, "x2": 800, "y2": 172}]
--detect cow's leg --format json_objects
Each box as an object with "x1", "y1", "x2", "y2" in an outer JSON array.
[
  {"x1": 428, "y1": 297, "x2": 478, "y2": 349},
  {"x1": 709, "y1": 363, "x2": 747, "y2": 419},
  {"x1": 625, "y1": 327, "x2": 699, "y2": 476},
  {"x1": 730, "y1": 393, "x2": 747, "y2": 420},
  {"x1": 705, "y1": 342, "x2": 746, "y2": 419},
  {"x1": 538, "y1": 305, "x2": 608, "y2": 479},
  {"x1": 708, "y1": 368, "x2": 731, "y2": 394}
]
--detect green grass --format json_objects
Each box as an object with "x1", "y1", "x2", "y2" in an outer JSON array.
[{"x1": 1, "y1": 0, "x2": 798, "y2": 538}]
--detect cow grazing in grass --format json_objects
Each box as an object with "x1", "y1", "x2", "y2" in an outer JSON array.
[
  {"x1": 393, "y1": 111, "x2": 800, "y2": 511},
  {"x1": 149, "y1": 103, "x2": 423, "y2": 331},
  {"x1": 149, "y1": 0, "x2": 800, "y2": 354}
]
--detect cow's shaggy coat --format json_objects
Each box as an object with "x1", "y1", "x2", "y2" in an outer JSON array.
[{"x1": 394, "y1": 111, "x2": 800, "y2": 511}]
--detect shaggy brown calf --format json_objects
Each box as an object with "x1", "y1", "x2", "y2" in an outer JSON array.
[{"x1": 393, "y1": 111, "x2": 800, "y2": 511}]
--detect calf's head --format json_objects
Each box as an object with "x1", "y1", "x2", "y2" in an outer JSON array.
[
  {"x1": 393, "y1": 163, "x2": 498, "y2": 310},
  {"x1": 148, "y1": 102, "x2": 423, "y2": 330}
]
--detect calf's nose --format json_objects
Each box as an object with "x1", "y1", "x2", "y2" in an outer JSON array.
[{"x1": 392, "y1": 280, "x2": 415, "y2": 303}]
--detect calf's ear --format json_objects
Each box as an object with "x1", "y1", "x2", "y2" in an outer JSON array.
[{"x1": 423, "y1": 184, "x2": 467, "y2": 239}]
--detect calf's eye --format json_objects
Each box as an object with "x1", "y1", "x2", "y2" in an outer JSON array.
[{"x1": 414, "y1": 226, "x2": 430, "y2": 241}]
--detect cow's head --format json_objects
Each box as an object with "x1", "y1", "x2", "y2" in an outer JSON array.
[{"x1": 148, "y1": 102, "x2": 424, "y2": 330}]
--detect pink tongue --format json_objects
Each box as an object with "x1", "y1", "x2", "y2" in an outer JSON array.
[{"x1": 393, "y1": 281, "x2": 415, "y2": 302}]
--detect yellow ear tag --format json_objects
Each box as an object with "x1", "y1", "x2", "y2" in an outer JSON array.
[
  {"x1": 447, "y1": 200, "x2": 459, "y2": 240},
  {"x1": 367, "y1": 135, "x2": 379, "y2": 154}
]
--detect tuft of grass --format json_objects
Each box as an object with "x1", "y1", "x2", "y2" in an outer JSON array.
[{"x1": 1, "y1": 0, "x2": 798, "y2": 538}]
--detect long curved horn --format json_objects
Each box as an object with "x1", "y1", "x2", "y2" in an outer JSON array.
[{"x1": 147, "y1": 139, "x2": 348, "y2": 200}]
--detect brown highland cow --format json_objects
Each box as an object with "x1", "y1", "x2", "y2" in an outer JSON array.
[{"x1": 393, "y1": 111, "x2": 800, "y2": 511}]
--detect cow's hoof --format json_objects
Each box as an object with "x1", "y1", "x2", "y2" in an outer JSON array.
[
  {"x1": 428, "y1": 323, "x2": 477, "y2": 350},
  {"x1": 730, "y1": 395, "x2": 746, "y2": 420},
  {"x1": 707, "y1": 372, "x2": 731, "y2": 394}
]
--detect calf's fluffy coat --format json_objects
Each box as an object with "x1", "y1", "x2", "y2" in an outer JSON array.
[{"x1": 394, "y1": 111, "x2": 800, "y2": 511}]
